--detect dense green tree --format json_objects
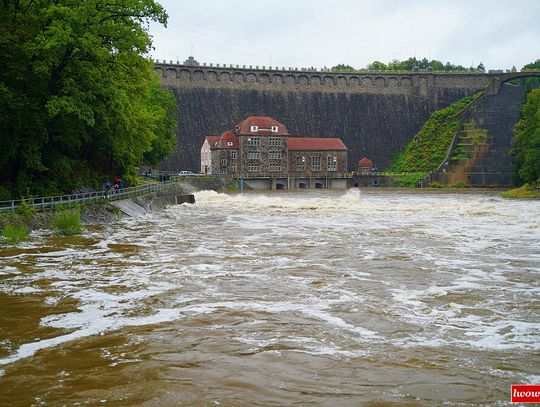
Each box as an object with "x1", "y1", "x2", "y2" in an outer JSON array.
[
  {"x1": 331, "y1": 64, "x2": 355, "y2": 72},
  {"x1": 368, "y1": 61, "x2": 387, "y2": 70},
  {"x1": 522, "y1": 59, "x2": 540, "y2": 71},
  {"x1": 401, "y1": 57, "x2": 418, "y2": 71},
  {"x1": 386, "y1": 59, "x2": 403, "y2": 70},
  {"x1": 370, "y1": 57, "x2": 469, "y2": 72},
  {"x1": 419, "y1": 58, "x2": 430, "y2": 69},
  {"x1": 430, "y1": 60, "x2": 444, "y2": 71},
  {"x1": 0, "y1": 0, "x2": 176, "y2": 198},
  {"x1": 511, "y1": 59, "x2": 540, "y2": 93},
  {"x1": 339, "y1": 58, "x2": 488, "y2": 74},
  {"x1": 142, "y1": 76, "x2": 177, "y2": 167},
  {"x1": 511, "y1": 89, "x2": 540, "y2": 185}
]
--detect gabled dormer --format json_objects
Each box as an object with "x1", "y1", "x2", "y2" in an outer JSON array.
[{"x1": 235, "y1": 116, "x2": 289, "y2": 136}]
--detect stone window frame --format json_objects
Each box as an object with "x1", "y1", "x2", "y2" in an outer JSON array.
[
  {"x1": 221, "y1": 157, "x2": 228, "y2": 166},
  {"x1": 247, "y1": 151, "x2": 261, "y2": 160},
  {"x1": 269, "y1": 164, "x2": 281, "y2": 172},
  {"x1": 269, "y1": 150, "x2": 282, "y2": 160},
  {"x1": 296, "y1": 156, "x2": 306, "y2": 171},
  {"x1": 312, "y1": 155, "x2": 321, "y2": 171},
  {"x1": 269, "y1": 137, "x2": 282, "y2": 147},
  {"x1": 230, "y1": 150, "x2": 237, "y2": 159},
  {"x1": 327, "y1": 155, "x2": 337, "y2": 171},
  {"x1": 247, "y1": 137, "x2": 261, "y2": 146},
  {"x1": 248, "y1": 164, "x2": 260, "y2": 172}
]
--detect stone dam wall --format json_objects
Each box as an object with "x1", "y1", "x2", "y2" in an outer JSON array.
[{"x1": 155, "y1": 63, "x2": 492, "y2": 171}]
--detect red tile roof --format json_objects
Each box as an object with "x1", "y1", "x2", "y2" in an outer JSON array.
[
  {"x1": 358, "y1": 157, "x2": 373, "y2": 168},
  {"x1": 235, "y1": 116, "x2": 289, "y2": 136},
  {"x1": 214, "y1": 130, "x2": 239, "y2": 149},
  {"x1": 205, "y1": 135, "x2": 219, "y2": 146},
  {"x1": 288, "y1": 137, "x2": 347, "y2": 151}
]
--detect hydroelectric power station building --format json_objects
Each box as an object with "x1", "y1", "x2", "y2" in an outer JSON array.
[{"x1": 201, "y1": 116, "x2": 348, "y2": 189}]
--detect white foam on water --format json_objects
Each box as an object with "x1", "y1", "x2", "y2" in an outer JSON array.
[
  {"x1": 12, "y1": 286, "x2": 42, "y2": 295},
  {"x1": 0, "y1": 307, "x2": 182, "y2": 366},
  {"x1": 526, "y1": 375, "x2": 540, "y2": 384},
  {"x1": 1, "y1": 190, "x2": 538, "y2": 367},
  {"x1": 0, "y1": 266, "x2": 20, "y2": 276},
  {"x1": 235, "y1": 334, "x2": 363, "y2": 358},
  {"x1": 302, "y1": 308, "x2": 381, "y2": 340},
  {"x1": 390, "y1": 274, "x2": 540, "y2": 351}
]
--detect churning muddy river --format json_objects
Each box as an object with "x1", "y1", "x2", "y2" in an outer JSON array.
[{"x1": 0, "y1": 190, "x2": 538, "y2": 406}]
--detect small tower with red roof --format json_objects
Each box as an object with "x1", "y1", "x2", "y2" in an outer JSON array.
[{"x1": 358, "y1": 157, "x2": 373, "y2": 175}]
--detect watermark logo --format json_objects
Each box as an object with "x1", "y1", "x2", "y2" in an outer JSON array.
[{"x1": 511, "y1": 385, "x2": 540, "y2": 403}]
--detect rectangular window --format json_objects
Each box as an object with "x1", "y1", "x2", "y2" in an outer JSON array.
[
  {"x1": 248, "y1": 164, "x2": 260, "y2": 172},
  {"x1": 296, "y1": 156, "x2": 306, "y2": 171},
  {"x1": 247, "y1": 137, "x2": 260, "y2": 147},
  {"x1": 230, "y1": 150, "x2": 237, "y2": 159},
  {"x1": 269, "y1": 165, "x2": 281, "y2": 172},
  {"x1": 327, "y1": 156, "x2": 337, "y2": 171},
  {"x1": 220, "y1": 167, "x2": 227, "y2": 174},
  {"x1": 269, "y1": 137, "x2": 282, "y2": 147},
  {"x1": 269, "y1": 150, "x2": 281, "y2": 160},
  {"x1": 271, "y1": 126, "x2": 278, "y2": 132},
  {"x1": 247, "y1": 151, "x2": 260, "y2": 160},
  {"x1": 312, "y1": 155, "x2": 321, "y2": 171},
  {"x1": 221, "y1": 157, "x2": 227, "y2": 166}
]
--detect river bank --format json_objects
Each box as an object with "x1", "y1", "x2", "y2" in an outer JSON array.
[
  {"x1": 0, "y1": 203, "x2": 119, "y2": 234},
  {"x1": 0, "y1": 185, "x2": 192, "y2": 234}
]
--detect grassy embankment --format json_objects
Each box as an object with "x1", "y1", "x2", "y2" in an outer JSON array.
[
  {"x1": 1, "y1": 205, "x2": 83, "y2": 244},
  {"x1": 501, "y1": 184, "x2": 540, "y2": 199},
  {"x1": 0, "y1": 200, "x2": 118, "y2": 245},
  {"x1": 387, "y1": 93, "x2": 483, "y2": 187}
]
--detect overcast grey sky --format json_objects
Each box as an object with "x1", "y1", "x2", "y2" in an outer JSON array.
[{"x1": 149, "y1": 0, "x2": 540, "y2": 70}]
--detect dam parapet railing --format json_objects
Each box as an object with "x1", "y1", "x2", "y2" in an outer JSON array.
[
  {"x1": 154, "y1": 59, "x2": 540, "y2": 94},
  {"x1": 0, "y1": 180, "x2": 185, "y2": 213},
  {"x1": 153, "y1": 59, "x2": 495, "y2": 92},
  {"x1": 154, "y1": 57, "x2": 495, "y2": 75}
]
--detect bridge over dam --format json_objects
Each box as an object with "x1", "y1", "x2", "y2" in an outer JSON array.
[{"x1": 154, "y1": 58, "x2": 538, "y2": 174}]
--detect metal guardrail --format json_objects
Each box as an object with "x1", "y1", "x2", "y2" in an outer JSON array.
[
  {"x1": 0, "y1": 180, "x2": 184, "y2": 213},
  {"x1": 230, "y1": 172, "x2": 353, "y2": 179}
]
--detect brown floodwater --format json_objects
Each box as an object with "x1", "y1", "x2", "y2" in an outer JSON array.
[{"x1": 0, "y1": 190, "x2": 538, "y2": 406}]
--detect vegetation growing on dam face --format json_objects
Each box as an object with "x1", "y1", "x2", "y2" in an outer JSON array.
[
  {"x1": 512, "y1": 88, "x2": 540, "y2": 186},
  {"x1": 388, "y1": 93, "x2": 483, "y2": 174},
  {"x1": 0, "y1": 0, "x2": 177, "y2": 200}
]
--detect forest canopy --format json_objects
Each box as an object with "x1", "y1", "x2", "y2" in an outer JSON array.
[
  {"x1": 512, "y1": 88, "x2": 540, "y2": 186},
  {"x1": 0, "y1": 0, "x2": 176, "y2": 199},
  {"x1": 331, "y1": 57, "x2": 487, "y2": 72}
]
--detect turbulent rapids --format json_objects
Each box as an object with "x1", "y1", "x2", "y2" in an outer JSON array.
[{"x1": 0, "y1": 189, "x2": 538, "y2": 406}]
